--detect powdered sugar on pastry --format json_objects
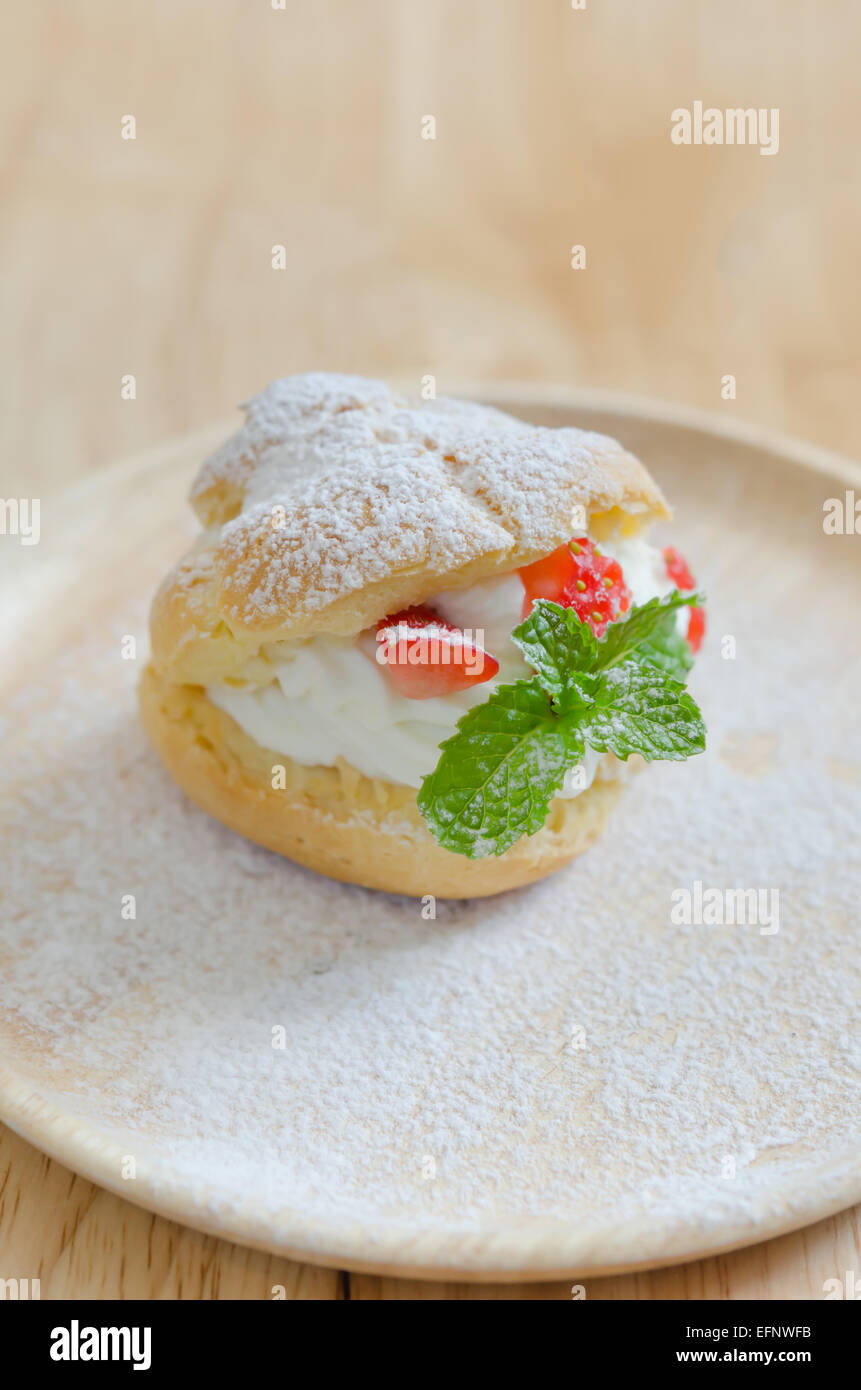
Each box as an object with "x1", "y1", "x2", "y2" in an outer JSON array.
[{"x1": 169, "y1": 374, "x2": 669, "y2": 650}]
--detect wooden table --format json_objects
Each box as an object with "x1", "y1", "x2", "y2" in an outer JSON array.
[{"x1": 1, "y1": 0, "x2": 858, "y2": 1299}]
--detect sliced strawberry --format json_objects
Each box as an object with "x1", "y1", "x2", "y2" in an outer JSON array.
[
  {"x1": 516, "y1": 544, "x2": 577, "y2": 606},
  {"x1": 519, "y1": 536, "x2": 631, "y2": 638},
  {"x1": 686, "y1": 605, "x2": 706, "y2": 654},
  {"x1": 375, "y1": 606, "x2": 499, "y2": 700},
  {"x1": 663, "y1": 546, "x2": 705, "y2": 653},
  {"x1": 663, "y1": 546, "x2": 696, "y2": 592},
  {"x1": 379, "y1": 605, "x2": 457, "y2": 635}
]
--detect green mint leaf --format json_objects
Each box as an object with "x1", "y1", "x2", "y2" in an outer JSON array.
[
  {"x1": 554, "y1": 669, "x2": 600, "y2": 716},
  {"x1": 585, "y1": 658, "x2": 706, "y2": 762},
  {"x1": 417, "y1": 678, "x2": 586, "y2": 858},
  {"x1": 638, "y1": 609, "x2": 695, "y2": 682},
  {"x1": 593, "y1": 590, "x2": 703, "y2": 670},
  {"x1": 511, "y1": 599, "x2": 597, "y2": 698},
  {"x1": 417, "y1": 580, "x2": 708, "y2": 859}
]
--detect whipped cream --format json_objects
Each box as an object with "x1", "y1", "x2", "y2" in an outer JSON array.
[{"x1": 208, "y1": 534, "x2": 673, "y2": 796}]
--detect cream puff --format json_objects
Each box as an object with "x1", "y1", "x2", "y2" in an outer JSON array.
[{"x1": 140, "y1": 374, "x2": 706, "y2": 897}]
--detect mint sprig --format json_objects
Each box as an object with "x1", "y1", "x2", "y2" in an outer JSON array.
[{"x1": 417, "y1": 593, "x2": 706, "y2": 859}]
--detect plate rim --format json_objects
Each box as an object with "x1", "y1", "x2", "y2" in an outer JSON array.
[{"x1": 2, "y1": 1064, "x2": 858, "y2": 1282}]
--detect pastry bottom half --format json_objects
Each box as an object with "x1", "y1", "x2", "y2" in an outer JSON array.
[{"x1": 139, "y1": 664, "x2": 626, "y2": 899}]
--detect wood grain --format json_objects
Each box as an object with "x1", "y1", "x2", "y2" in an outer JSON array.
[
  {"x1": 2, "y1": 0, "x2": 860, "y2": 500},
  {"x1": 1, "y1": 0, "x2": 858, "y2": 1301}
]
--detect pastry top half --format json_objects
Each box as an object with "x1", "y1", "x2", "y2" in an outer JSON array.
[{"x1": 151, "y1": 373, "x2": 669, "y2": 686}]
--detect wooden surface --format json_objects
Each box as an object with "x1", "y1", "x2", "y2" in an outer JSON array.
[
  {"x1": 1, "y1": 0, "x2": 859, "y2": 1300},
  {"x1": 2, "y1": 0, "x2": 861, "y2": 498}
]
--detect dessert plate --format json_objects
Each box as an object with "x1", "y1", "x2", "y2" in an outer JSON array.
[{"x1": 1, "y1": 389, "x2": 859, "y2": 1281}]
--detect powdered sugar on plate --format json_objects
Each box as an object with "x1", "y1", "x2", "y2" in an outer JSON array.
[{"x1": 0, "y1": 414, "x2": 859, "y2": 1272}]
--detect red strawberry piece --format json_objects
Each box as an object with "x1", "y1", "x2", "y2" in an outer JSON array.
[
  {"x1": 519, "y1": 537, "x2": 632, "y2": 638},
  {"x1": 663, "y1": 546, "x2": 696, "y2": 592},
  {"x1": 374, "y1": 606, "x2": 499, "y2": 700},
  {"x1": 686, "y1": 605, "x2": 706, "y2": 653},
  {"x1": 379, "y1": 605, "x2": 457, "y2": 635},
  {"x1": 663, "y1": 546, "x2": 705, "y2": 653}
]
